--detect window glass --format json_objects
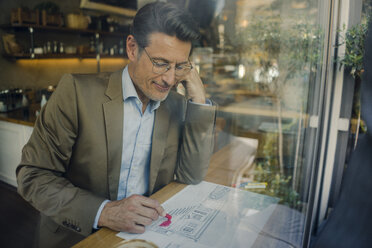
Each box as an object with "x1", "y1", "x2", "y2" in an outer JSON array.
[{"x1": 185, "y1": 0, "x2": 327, "y2": 246}]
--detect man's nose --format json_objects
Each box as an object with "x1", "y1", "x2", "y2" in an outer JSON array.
[{"x1": 161, "y1": 67, "x2": 176, "y2": 86}]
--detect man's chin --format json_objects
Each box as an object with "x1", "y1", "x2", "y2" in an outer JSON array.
[{"x1": 150, "y1": 92, "x2": 170, "y2": 102}]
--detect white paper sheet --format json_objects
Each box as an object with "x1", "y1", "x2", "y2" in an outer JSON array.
[{"x1": 117, "y1": 181, "x2": 278, "y2": 248}]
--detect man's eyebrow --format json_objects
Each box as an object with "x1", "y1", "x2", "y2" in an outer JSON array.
[
  {"x1": 152, "y1": 57, "x2": 170, "y2": 63},
  {"x1": 176, "y1": 61, "x2": 190, "y2": 66}
]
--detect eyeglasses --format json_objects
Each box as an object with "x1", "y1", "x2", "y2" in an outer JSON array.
[{"x1": 142, "y1": 47, "x2": 193, "y2": 77}]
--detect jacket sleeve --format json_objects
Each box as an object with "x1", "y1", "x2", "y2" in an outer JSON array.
[
  {"x1": 175, "y1": 100, "x2": 217, "y2": 184},
  {"x1": 16, "y1": 74, "x2": 105, "y2": 236}
]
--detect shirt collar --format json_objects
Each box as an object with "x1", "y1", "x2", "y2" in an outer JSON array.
[{"x1": 122, "y1": 66, "x2": 161, "y2": 113}]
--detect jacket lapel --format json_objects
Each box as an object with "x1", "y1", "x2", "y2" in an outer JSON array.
[
  {"x1": 103, "y1": 70, "x2": 123, "y2": 200},
  {"x1": 149, "y1": 103, "x2": 170, "y2": 194}
]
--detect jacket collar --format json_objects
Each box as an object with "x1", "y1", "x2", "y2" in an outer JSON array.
[
  {"x1": 105, "y1": 70, "x2": 122, "y2": 100},
  {"x1": 103, "y1": 70, "x2": 124, "y2": 200}
]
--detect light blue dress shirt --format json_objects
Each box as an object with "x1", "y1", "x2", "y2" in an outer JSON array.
[{"x1": 117, "y1": 66, "x2": 160, "y2": 200}]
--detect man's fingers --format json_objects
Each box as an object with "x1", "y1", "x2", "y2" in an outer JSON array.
[
  {"x1": 99, "y1": 196, "x2": 167, "y2": 233},
  {"x1": 131, "y1": 224, "x2": 146, "y2": 234},
  {"x1": 136, "y1": 206, "x2": 159, "y2": 220},
  {"x1": 136, "y1": 196, "x2": 166, "y2": 217},
  {"x1": 155, "y1": 205, "x2": 166, "y2": 217},
  {"x1": 134, "y1": 215, "x2": 153, "y2": 226},
  {"x1": 177, "y1": 64, "x2": 206, "y2": 104}
]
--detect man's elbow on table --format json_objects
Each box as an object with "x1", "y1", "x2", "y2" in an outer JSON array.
[{"x1": 175, "y1": 167, "x2": 208, "y2": 185}]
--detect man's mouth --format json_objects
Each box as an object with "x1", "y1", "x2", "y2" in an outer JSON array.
[{"x1": 152, "y1": 81, "x2": 170, "y2": 92}]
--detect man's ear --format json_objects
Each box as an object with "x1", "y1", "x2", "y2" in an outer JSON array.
[{"x1": 126, "y1": 35, "x2": 138, "y2": 61}]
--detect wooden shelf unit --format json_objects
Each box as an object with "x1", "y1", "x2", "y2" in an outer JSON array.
[{"x1": 1, "y1": 23, "x2": 129, "y2": 71}]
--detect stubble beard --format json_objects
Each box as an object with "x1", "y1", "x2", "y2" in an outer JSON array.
[{"x1": 136, "y1": 82, "x2": 170, "y2": 104}]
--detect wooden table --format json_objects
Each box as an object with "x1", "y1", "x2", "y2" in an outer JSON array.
[
  {"x1": 72, "y1": 182, "x2": 186, "y2": 248},
  {"x1": 73, "y1": 137, "x2": 258, "y2": 247}
]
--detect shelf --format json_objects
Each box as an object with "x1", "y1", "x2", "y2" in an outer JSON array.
[
  {"x1": 0, "y1": 23, "x2": 127, "y2": 37},
  {"x1": 2, "y1": 53, "x2": 127, "y2": 59},
  {"x1": 1, "y1": 23, "x2": 127, "y2": 71}
]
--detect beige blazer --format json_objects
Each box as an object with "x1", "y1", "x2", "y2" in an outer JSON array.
[{"x1": 16, "y1": 70, "x2": 216, "y2": 245}]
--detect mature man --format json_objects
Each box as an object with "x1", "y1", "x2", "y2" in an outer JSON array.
[{"x1": 16, "y1": 2, "x2": 216, "y2": 247}]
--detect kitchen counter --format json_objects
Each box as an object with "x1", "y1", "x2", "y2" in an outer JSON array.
[{"x1": 0, "y1": 103, "x2": 39, "y2": 127}]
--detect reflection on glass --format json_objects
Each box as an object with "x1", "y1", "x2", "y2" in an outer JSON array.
[
  {"x1": 188, "y1": 0, "x2": 325, "y2": 246},
  {"x1": 345, "y1": 0, "x2": 371, "y2": 151}
]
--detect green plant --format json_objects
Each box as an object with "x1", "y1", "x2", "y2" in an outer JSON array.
[
  {"x1": 251, "y1": 160, "x2": 301, "y2": 209},
  {"x1": 338, "y1": 16, "x2": 370, "y2": 78},
  {"x1": 337, "y1": 15, "x2": 370, "y2": 136}
]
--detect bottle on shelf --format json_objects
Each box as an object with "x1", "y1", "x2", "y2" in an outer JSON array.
[
  {"x1": 59, "y1": 42, "x2": 64, "y2": 53},
  {"x1": 22, "y1": 93, "x2": 29, "y2": 119},
  {"x1": 119, "y1": 40, "x2": 124, "y2": 55},
  {"x1": 53, "y1": 41, "x2": 58, "y2": 53},
  {"x1": 40, "y1": 94, "x2": 47, "y2": 108}
]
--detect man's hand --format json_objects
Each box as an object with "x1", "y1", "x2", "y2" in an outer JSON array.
[
  {"x1": 179, "y1": 64, "x2": 206, "y2": 104},
  {"x1": 98, "y1": 195, "x2": 165, "y2": 233}
]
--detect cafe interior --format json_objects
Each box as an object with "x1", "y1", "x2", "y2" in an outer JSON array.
[{"x1": 0, "y1": 0, "x2": 371, "y2": 247}]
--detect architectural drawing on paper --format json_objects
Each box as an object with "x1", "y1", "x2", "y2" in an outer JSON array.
[{"x1": 149, "y1": 185, "x2": 230, "y2": 241}]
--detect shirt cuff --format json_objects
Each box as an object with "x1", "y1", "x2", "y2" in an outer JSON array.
[
  {"x1": 93, "y1": 199, "x2": 110, "y2": 229},
  {"x1": 189, "y1": 98, "x2": 212, "y2": 106}
]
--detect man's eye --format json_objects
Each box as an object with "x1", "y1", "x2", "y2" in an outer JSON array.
[
  {"x1": 154, "y1": 61, "x2": 169, "y2": 68},
  {"x1": 176, "y1": 65, "x2": 191, "y2": 70}
]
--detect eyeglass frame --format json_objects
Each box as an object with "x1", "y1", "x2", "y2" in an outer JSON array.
[{"x1": 141, "y1": 47, "x2": 193, "y2": 77}]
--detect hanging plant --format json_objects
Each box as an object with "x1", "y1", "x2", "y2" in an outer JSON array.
[{"x1": 338, "y1": 16, "x2": 370, "y2": 78}]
